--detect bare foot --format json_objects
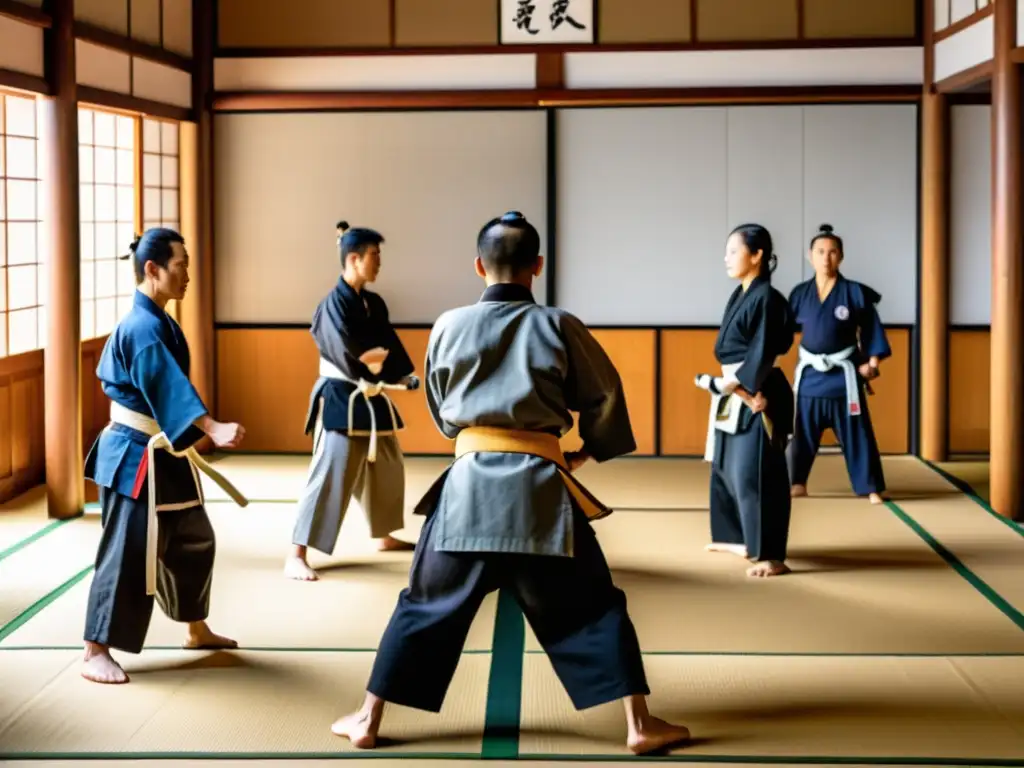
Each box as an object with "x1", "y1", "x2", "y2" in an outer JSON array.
[
  {"x1": 332, "y1": 694, "x2": 385, "y2": 749},
  {"x1": 747, "y1": 560, "x2": 791, "y2": 578},
  {"x1": 791, "y1": 484, "x2": 807, "y2": 498},
  {"x1": 705, "y1": 542, "x2": 748, "y2": 559},
  {"x1": 628, "y1": 717, "x2": 691, "y2": 755},
  {"x1": 81, "y1": 644, "x2": 129, "y2": 684},
  {"x1": 868, "y1": 493, "x2": 884, "y2": 505},
  {"x1": 285, "y1": 555, "x2": 319, "y2": 581},
  {"x1": 183, "y1": 621, "x2": 238, "y2": 650},
  {"x1": 376, "y1": 535, "x2": 414, "y2": 552}
]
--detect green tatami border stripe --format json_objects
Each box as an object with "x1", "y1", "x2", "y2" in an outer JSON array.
[
  {"x1": 3, "y1": 646, "x2": 1022, "y2": 657},
  {"x1": 0, "y1": 518, "x2": 74, "y2": 564},
  {"x1": 481, "y1": 588, "x2": 525, "y2": 759},
  {"x1": 885, "y1": 501, "x2": 1024, "y2": 632},
  {"x1": 0, "y1": 565, "x2": 95, "y2": 642},
  {"x1": 916, "y1": 457, "x2": 1024, "y2": 539},
  {"x1": 1, "y1": 752, "x2": 1022, "y2": 765}
]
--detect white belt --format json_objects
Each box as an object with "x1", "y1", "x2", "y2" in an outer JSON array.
[
  {"x1": 318, "y1": 357, "x2": 409, "y2": 463},
  {"x1": 700, "y1": 363, "x2": 744, "y2": 463},
  {"x1": 793, "y1": 345, "x2": 861, "y2": 416},
  {"x1": 108, "y1": 401, "x2": 249, "y2": 596}
]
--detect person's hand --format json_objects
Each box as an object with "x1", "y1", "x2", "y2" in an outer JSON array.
[
  {"x1": 858, "y1": 362, "x2": 879, "y2": 380},
  {"x1": 564, "y1": 451, "x2": 589, "y2": 472},
  {"x1": 360, "y1": 347, "x2": 389, "y2": 375},
  {"x1": 748, "y1": 392, "x2": 768, "y2": 413},
  {"x1": 209, "y1": 421, "x2": 245, "y2": 448}
]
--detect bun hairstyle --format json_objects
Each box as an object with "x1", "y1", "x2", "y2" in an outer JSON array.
[
  {"x1": 121, "y1": 227, "x2": 184, "y2": 281},
  {"x1": 120, "y1": 233, "x2": 142, "y2": 261},
  {"x1": 336, "y1": 220, "x2": 350, "y2": 233},
  {"x1": 729, "y1": 223, "x2": 778, "y2": 279},
  {"x1": 810, "y1": 222, "x2": 844, "y2": 256}
]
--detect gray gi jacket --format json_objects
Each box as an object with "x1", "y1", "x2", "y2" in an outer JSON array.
[{"x1": 413, "y1": 283, "x2": 636, "y2": 557}]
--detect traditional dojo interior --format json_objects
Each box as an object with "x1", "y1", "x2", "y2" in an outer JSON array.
[{"x1": 2, "y1": 0, "x2": 1024, "y2": 765}]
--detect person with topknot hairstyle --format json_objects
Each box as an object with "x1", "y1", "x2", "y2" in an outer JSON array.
[{"x1": 786, "y1": 223, "x2": 890, "y2": 505}]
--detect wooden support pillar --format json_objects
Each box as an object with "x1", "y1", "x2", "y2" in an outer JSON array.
[
  {"x1": 41, "y1": 0, "x2": 83, "y2": 519},
  {"x1": 178, "y1": 0, "x2": 215, "y2": 418},
  {"x1": 919, "y1": 89, "x2": 950, "y2": 462},
  {"x1": 991, "y1": 0, "x2": 1024, "y2": 521}
]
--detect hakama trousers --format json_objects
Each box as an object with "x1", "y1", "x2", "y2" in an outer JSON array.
[
  {"x1": 366, "y1": 509, "x2": 650, "y2": 713},
  {"x1": 84, "y1": 487, "x2": 215, "y2": 654},
  {"x1": 786, "y1": 395, "x2": 886, "y2": 496},
  {"x1": 710, "y1": 420, "x2": 791, "y2": 562},
  {"x1": 292, "y1": 430, "x2": 405, "y2": 555}
]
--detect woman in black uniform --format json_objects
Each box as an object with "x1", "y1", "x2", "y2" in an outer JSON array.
[{"x1": 695, "y1": 223, "x2": 796, "y2": 578}]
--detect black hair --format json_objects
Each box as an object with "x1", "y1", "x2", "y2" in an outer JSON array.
[
  {"x1": 121, "y1": 227, "x2": 185, "y2": 282},
  {"x1": 729, "y1": 223, "x2": 778, "y2": 279},
  {"x1": 809, "y1": 223, "x2": 844, "y2": 256},
  {"x1": 476, "y1": 211, "x2": 541, "y2": 277},
  {"x1": 336, "y1": 220, "x2": 384, "y2": 263}
]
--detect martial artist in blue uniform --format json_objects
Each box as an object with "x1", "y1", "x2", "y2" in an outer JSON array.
[
  {"x1": 330, "y1": 212, "x2": 691, "y2": 755},
  {"x1": 786, "y1": 224, "x2": 890, "y2": 504},
  {"x1": 695, "y1": 224, "x2": 796, "y2": 578},
  {"x1": 81, "y1": 228, "x2": 248, "y2": 685}
]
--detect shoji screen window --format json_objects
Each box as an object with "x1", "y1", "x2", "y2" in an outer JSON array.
[
  {"x1": 79, "y1": 107, "x2": 138, "y2": 341},
  {"x1": 1, "y1": 90, "x2": 45, "y2": 358},
  {"x1": 142, "y1": 118, "x2": 179, "y2": 234}
]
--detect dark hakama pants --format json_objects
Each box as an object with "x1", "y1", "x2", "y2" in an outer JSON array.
[
  {"x1": 366, "y1": 508, "x2": 649, "y2": 713},
  {"x1": 787, "y1": 395, "x2": 886, "y2": 497},
  {"x1": 83, "y1": 486, "x2": 216, "y2": 654},
  {"x1": 709, "y1": 416, "x2": 791, "y2": 562}
]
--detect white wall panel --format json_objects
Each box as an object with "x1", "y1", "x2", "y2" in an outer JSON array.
[
  {"x1": 556, "y1": 104, "x2": 919, "y2": 325},
  {"x1": 555, "y1": 107, "x2": 729, "y2": 325},
  {"x1": 214, "y1": 111, "x2": 547, "y2": 324},
  {"x1": 934, "y1": 16, "x2": 993, "y2": 83},
  {"x1": 950, "y1": 104, "x2": 991, "y2": 326},
  {"x1": 726, "y1": 106, "x2": 806, "y2": 298},
  {"x1": 564, "y1": 48, "x2": 923, "y2": 90},
  {"x1": 214, "y1": 55, "x2": 536, "y2": 92},
  {"x1": 802, "y1": 104, "x2": 919, "y2": 324}
]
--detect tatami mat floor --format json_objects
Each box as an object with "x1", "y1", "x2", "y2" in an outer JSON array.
[{"x1": 1, "y1": 453, "x2": 1022, "y2": 766}]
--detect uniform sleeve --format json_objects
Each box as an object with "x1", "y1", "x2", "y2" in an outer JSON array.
[
  {"x1": 423, "y1": 320, "x2": 457, "y2": 439},
  {"x1": 130, "y1": 341, "x2": 208, "y2": 450},
  {"x1": 788, "y1": 284, "x2": 803, "y2": 331},
  {"x1": 561, "y1": 314, "x2": 637, "y2": 462},
  {"x1": 734, "y1": 292, "x2": 788, "y2": 395},
  {"x1": 855, "y1": 284, "x2": 892, "y2": 360},
  {"x1": 371, "y1": 297, "x2": 416, "y2": 382}
]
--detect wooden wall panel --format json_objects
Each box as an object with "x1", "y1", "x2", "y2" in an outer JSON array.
[
  {"x1": 215, "y1": 328, "x2": 318, "y2": 453},
  {"x1": 598, "y1": 0, "x2": 692, "y2": 43},
  {"x1": 660, "y1": 328, "x2": 910, "y2": 457},
  {"x1": 949, "y1": 328, "x2": 989, "y2": 454},
  {"x1": 0, "y1": 351, "x2": 45, "y2": 503},
  {"x1": 697, "y1": 0, "x2": 799, "y2": 42},
  {"x1": 130, "y1": 0, "x2": 161, "y2": 46},
  {"x1": 394, "y1": 0, "x2": 497, "y2": 47},
  {"x1": 389, "y1": 329, "x2": 452, "y2": 454},
  {"x1": 660, "y1": 329, "x2": 719, "y2": 456},
  {"x1": 162, "y1": 0, "x2": 193, "y2": 57},
  {"x1": 559, "y1": 330, "x2": 658, "y2": 457},
  {"x1": 217, "y1": 0, "x2": 390, "y2": 49},
  {"x1": 214, "y1": 326, "x2": 925, "y2": 459},
  {"x1": 74, "y1": 0, "x2": 128, "y2": 34},
  {"x1": 803, "y1": 0, "x2": 917, "y2": 39}
]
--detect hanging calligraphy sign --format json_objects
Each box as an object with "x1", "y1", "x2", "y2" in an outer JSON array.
[{"x1": 500, "y1": 0, "x2": 595, "y2": 44}]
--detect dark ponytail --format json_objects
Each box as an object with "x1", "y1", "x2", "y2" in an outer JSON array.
[{"x1": 730, "y1": 223, "x2": 778, "y2": 279}]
